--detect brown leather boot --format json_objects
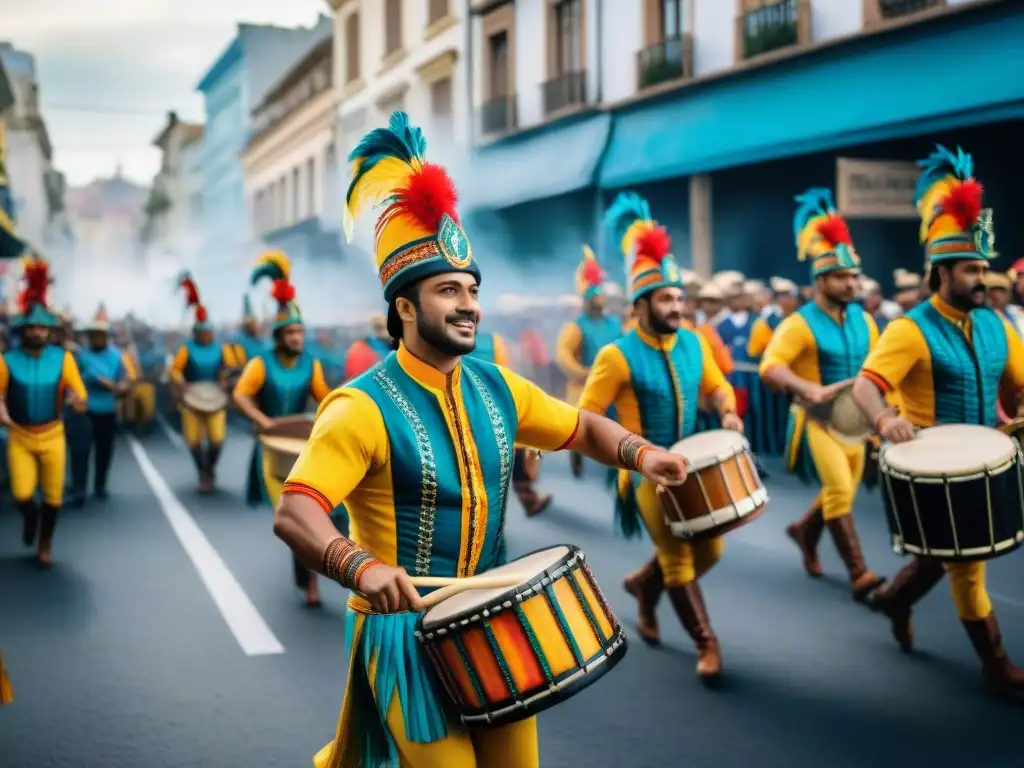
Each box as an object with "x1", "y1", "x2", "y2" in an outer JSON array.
[
  {"x1": 785, "y1": 502, "x2": 825, "y2": 577},
  {"x1": 667, "y1": 582, "x2": 722, "y2": 683},
  {"x1": 866, "y1": 556, "x2": 945, "y2": 652},
  {"x1": 514, "y1": 482, "x2": 552, "y2": 517},
  {"x1": 962, "y1": 613, "x2": 1024, "y2": 693},
  {"x1": 623, "y1": 557, "x2": 663, "y2": 646},
  {"x1": 825, "y1": 515, "x2": 886, "y2": 601}
]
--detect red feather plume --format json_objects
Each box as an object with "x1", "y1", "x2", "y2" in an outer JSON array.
[
  {"x1": 179, "y1": 276, "x2": 200, "y2": 308},
  {"x1": 195, "y1": 305, "x2": 208, "y2": 323},
  {"x1": 634, "y1": 226, "x2": 672, "y2": 262},
  {"x1": 815, "y1": 214, "x2": 853, "y2": 249},
  {"x1": 382, "y1": 163, "x2": 460, "y2": 235},
  {"x1": 19, "y1": 260, "x2": 50, "y2": 314},
  {"x1": 581, "y1": 259, "x2": 603, "y2": 287},
  {"x1": 940, "y1": 179, "x2": 983, "y2": 231},
  {"x1": 271, "y1": 278, "x2": 295, "y2": 306}
]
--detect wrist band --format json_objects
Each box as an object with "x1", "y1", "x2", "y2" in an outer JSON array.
[{"x1": 617, "y1": 434, "x2": 652, "y2": 471}]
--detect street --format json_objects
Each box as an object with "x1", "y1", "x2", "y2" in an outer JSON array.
[{"x1": 2, "y1": 423, "x2": 1023, "y2": 768}]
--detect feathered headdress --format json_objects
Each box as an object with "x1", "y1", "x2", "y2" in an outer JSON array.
[
  {"x1": 250, "y1": 250, "x2": 302, "y2": 331},
  {"x1": 915, "y1": 144, "x2": 994, "y2": 264},
  {"x1": 575, "y1": 244, "x2": 606, "y2": 300},
  {"x1": 16, "y1": 255, "x2": 58, "y2": 328},
  {"x1": 793, "y1": 188, "x2": 860, "y2": 278},
  {"x1": 177, "y1": 271, "x2": 210, "y2": 329},
  {"x1": 604, "y1": 191, "x2": 680, "y2": 302},
  {"x1": 344, "y1": 111, "x2": 479, "y2": 301}
]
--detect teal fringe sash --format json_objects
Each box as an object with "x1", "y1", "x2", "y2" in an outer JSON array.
[
  {"x1": 614, "y1": 470, "x2": 646, "y2": 540},
  {"x1": 784, "y1": 409, "x2": 820, "y2": 486}
]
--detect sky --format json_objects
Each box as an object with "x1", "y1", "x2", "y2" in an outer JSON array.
[{"x1": 3, "y1": 0, "x2": 327, "y2": 187}]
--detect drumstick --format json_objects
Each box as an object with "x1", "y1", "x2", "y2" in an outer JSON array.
[{"x1": 411, "y1": 573, "x2": 530, "y2": 610}]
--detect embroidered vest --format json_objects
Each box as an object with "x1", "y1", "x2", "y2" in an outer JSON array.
[
  {"x1": 799, "y1": 302, "x2": 871, "y2": 386},
  {"x1": 908, "y1": 302, "x2": 1007, "y2": 427},
  {"x1": 184, "y1": 341, "x2": 222, "y2": 382},
  {"x1": 576, "y1": 314, "x2": 622, "y2": 366},
  {"x1": 615, "y1": 328, "x2": 703, "y2": 448},
  {"x1": 349, "y1": 354, "x2": 518, "y2": 578},
  {"x1": 5, "y1": 346, "x2": 65, "y2": 425},
  {"x1": 468, "y1": 332, "x2": 496, "y2": 364},
  {"x1": 258, "y1": 352, "x2": 314, "y2": 418}
]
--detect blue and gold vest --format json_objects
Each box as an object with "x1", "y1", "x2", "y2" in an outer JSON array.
[
  {"x1": 349, "y1": 353, "x2": 518, "y2": 578},
  {"x1": 468, "y1": 332, "x2": 496, "y2": 363},
  {"x1": 258, "y1": 352, "x2": 314, "y2": 418},
  {"x1": 239, "y1": 335, "x2": 265, "y2": 362},
  {"x1": 614, "y1": 328, "x2": 704, "y2": 448},
  {"x1": 184, "y1": 341, "x2": 222, "y2": 383},
  {"x1": 4, "y1": 346, "x2": 66, "y2": 426},
  {"x1": 908, "y1": 302, "x2": 1007, "y2": 427},
  {"x1": 799, "y1": 302, "x2": 871, "y2": 386},
  {"x1": 77, "y1": 346, "x2": 123, "y2": 415},
  {"x1": 576, "y1": 314, "x2": 622, "y2": 366}
]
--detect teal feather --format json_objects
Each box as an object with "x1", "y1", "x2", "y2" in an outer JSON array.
[
  {"x1": 792, "y1": 188, "x2": 835, "y2": 244},
  {"x1": 914, "y1": 144, "x2": 974, "y2": 207},
  {"x1": 603, "y1": 191, "x2": 653, "y2": 250},
  {"x1": 250, "y1": 261, "x2": 285, "y2": 286},
  {"x1": 345, "y1": 111, "x2": 428, "y2": 208}
]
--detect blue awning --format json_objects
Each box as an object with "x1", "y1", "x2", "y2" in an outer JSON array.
[
  {"x1": 462, "y1": 112, "x2": 611, "y2": 210},
  {"x1": 600, "y1": 2, "x2": 1024, "y2": 189}
]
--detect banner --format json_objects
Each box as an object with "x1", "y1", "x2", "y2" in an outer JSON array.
[{"x1": 835, "y1": 158, "x2": 918, "y2": 219}]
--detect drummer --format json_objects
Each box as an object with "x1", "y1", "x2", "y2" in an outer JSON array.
[
  {"x1": 852, "y1": 144, "x2": 1024, "y2": 692},
  {"x1": 759, "y1": 188, "x2": 886, "y2": 601},
  {"x1": 271, "y1": 112, "x2": 688, "y2": 768},
  {"x1": 232, "y1": 250, "x2": 331, "y2": 606},
  {"x1": 579, "y1": 190, "x2": 741, "y2": 682},
  {"x1": 169, "y1": 272, "x2": 232, "y2": 494}
]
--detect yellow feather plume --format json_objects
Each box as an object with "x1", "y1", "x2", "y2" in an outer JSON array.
[
  {"x1": 796, "y1": 214, "x2": 829, "y2": 262},
  {"x1": 256, "y1": 249, "x2": 291, "y2": 280},
  {"x1": 621, "y1": 220, "x2": 654, "y2": 257},
  {"x1": 343, "y1": 156, "x2": 422, "y2": 244}
]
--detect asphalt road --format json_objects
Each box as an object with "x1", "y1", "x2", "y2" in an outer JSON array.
[{"x1": 2, "y1": 420, "x2": 1023, "y2": 767}]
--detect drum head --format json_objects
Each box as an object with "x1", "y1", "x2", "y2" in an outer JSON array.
[
  {"x1": 829, "y1": 391, "x2": 872, "y2": 443},
  {"x1": 420, "y1": 545, "x2": 570, "y2": 630},
  {"x1": 884, "y1": 426, "x2": 1016, "y2": 477},
  {"x1": 184, "y1": 382, "x2": 228, "y2": 412},
  {"x1": 259, "y1": 435, "x2": 307, "y2": 459},
  {"x1": 669, "y1": 430, "x2": 749, "y2": 471}
]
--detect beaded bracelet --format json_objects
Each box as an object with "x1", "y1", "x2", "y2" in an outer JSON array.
[
  {"x1": 617, "y1": 434, "x2": 653, "y2": 472},
  {"x1": 322, "y1": 537, "x2": 353, "y2": 580}
]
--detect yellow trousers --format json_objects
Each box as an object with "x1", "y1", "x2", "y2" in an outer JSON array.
[
  {"x1": 635, "y1": 476, "x2": 723, "y2": 587},
  {"x1": 179, "y1": 407, "x2": 226, "y2": 448},
  {"x1": 8, "y1": 424, "x2": 66, "y2": 506},
  {"x1": 261, "y1": 450, "x2": 284, "y2": 507},
  {"x1": 128, "y1": 382, "x2": 156, "y2": 426},
  {"x1": 943, "y1": 561, "x2": 991, "y2": 621},
  {"x1": 805, "y1": 420, "x2": 865, "y2": 521},
  {"x1": 0, "y1": 649, "x2": 12, "y2": 705}
]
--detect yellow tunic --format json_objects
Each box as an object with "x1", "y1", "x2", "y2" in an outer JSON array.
[
  {"x1": 859, "y1": 295, "x2": 1024, "y2": 621},
  {"x1": 169, "y1": 344, "x2": 230, "y2": 448},
  {"x1": 554, "y1": 321, "x2": 590, "y2": 404},
  {"x1": 746, "y1": 316, "x2": 775, "y2": 358}
]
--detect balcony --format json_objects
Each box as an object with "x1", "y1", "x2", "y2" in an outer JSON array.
[
  {"x1": 866, "y1": 0, "x2": 946, "y2": 27},
  {"x1": 636, "y1": 35, "x2": 694, "y2": 91},
  {"x1": 541, "y1": 70, "x2": 587, "y2": 117},
  {"x1": 479, "y1": 94, "x2": 517, "y2": 136},
  {"x1": 737, "y1": 0, "x2": 809, "y2": 61}
]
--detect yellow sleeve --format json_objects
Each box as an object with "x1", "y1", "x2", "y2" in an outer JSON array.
[
  {"x1": 1002, "y1": 319, "x2": 1024, "y2": 389},
  {"x1": 170, "y1": 346, "x2": 189, "y2": 382},
  {"x1": 493, "y1": 334, "x2": 510, "y2": 368},
  {"x1": 577, "y1": 344, "x2": 629, "y2": 415},
  {"x1": 497, "y1": 368, "x2": 581, "y2": 451},
  {"x1": 759, "y1": 315, "x2": 814, "y2": 376},
  {"x1": 859, "y1": 318, "x2": 928, "y2": 393},
  {"x1": 121, "y1": 351, "x2": 139, "y2": 381},
  {"x1": 554, "y1": 322, "x2": 588, "y2": 378},
  {"x1": 232, "y1": 357, "x2": 267, "y2": 398},
  {"x1": 310, "y1": 359, "x2": 332, "y2": 402},
  {"x1": 747, "y1": 317, "x2": 774, "y2": 358},
  {"x1": 696, "y1": 332, "x2": 737, "y2": 411},
  {"x1": 283, "y1": 388, "x2": 388, "y2": 510},
  {"x1": 61, "y1": 351, "x2": 87, "y2": 400},
  {"x1": 0, "y1": 356, "x2": 9, "y2": 397},
  {"x1": 865, "y1": 312, "x2": 880, "y2": 348}
]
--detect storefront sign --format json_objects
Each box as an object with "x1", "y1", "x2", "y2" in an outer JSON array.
[{"x1": 836, "y1": 158, "x2": 918, "y2": 219}]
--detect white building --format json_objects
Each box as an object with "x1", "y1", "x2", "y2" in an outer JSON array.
[{"x1": 145, "y1": 112, "x2": 204, "y2": 267}]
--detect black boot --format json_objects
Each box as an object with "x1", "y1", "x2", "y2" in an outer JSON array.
[
  {"x1": 18, "y1": 500, "x2": 38, "y2": 547},
  {"x1": 37, "y1": 504, "x2": 58, "y2": 567}
]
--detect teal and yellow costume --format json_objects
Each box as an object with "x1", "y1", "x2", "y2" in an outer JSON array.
[
  {"x1": 860, "y1": 145, "x2": 1024, "y2": 691},
  {"x1": 577, "y1": 191, "x2": 735, "y2": 679},
  {"x1": 281, "y1": 112, "x2": 583, "y2": 767}
]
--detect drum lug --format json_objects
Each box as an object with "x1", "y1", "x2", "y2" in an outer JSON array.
[{"x1": 891, "y1": 535, "x2": 904, "y2": 555}]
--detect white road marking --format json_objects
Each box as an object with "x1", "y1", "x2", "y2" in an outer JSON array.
[
  {"x1": 127, "y1": 435, "x2": 285, "y2": 656},
  {"x1": 156, "y1": 412, "x2": 186, "y2": 450}
]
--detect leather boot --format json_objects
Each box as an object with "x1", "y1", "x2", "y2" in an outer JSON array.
[
  {"x1": 514, "y1": 481, "x2": 552, "y2": 517},
  {"x1": 18, "y1": 500, "x2": 38, "y2": 547},
  {"x1": 785, "y1": 502, "x2": 825, "y2": 578},
  {"x1": 37, "y1": 503, "x2": 58, "y2": 568},
  {"x1": 207, "y1": 444, "x2": 222, "y2": 484},
  {"x1": 569, "y1": 451, "x2": 583, "y2": 479},
  {"x1": 866, "y1": 556, "x2": 945, "y2": 652},
  {"x1": 667, "y1": 582, "x2": 722, "y2": 683},
  {"x1": 962, "y1": 613, "x2": 1024, "y2": 693},
  {"x1": 826, "y1": 515, "x2": 886, "y2": 601},
  {"x1": 623, "y1": 557, "x2": 663, "y2": 645}
]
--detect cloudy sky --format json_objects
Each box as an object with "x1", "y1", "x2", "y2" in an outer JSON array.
[{"x1": 4, "y1": 0, "x2": 326, "y2": 187}]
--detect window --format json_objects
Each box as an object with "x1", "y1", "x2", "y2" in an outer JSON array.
[
  {"x1": 278, "y1": 177, "x2": 287, "y2": 228},
  {"x1": 291, "y1": 167, "x2": 301, "y2": 222},
  {"x1": 385, "y1": 0, "x2": 403, "y2": 55},
  {"x1": 306, "y1": 157, "x2": 316, "y2": 217},
  {"x1": 430, "y1": 78, "x2": 453, "y2": 118},
  {"x1": 661, "y1": 0, "x2": 683, "y2": 38},
  {"x1": 488, "y1": 31, "x2": 509, "y2": 98},
  {"x1": 428, "y1": 0, "x2": 449, "y2": 25},
  {"x1": 345, "y1": 13, "x2": 361, "y2": 82},
  {"x1": 555, "y1": 0, "x2": 582, "y2": 74}
]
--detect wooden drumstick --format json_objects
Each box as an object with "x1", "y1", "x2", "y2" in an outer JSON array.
[{"x1": 410, "y1": 573, "x2": 529, "y2": 610}]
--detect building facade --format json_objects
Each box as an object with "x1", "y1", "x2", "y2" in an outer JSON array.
[{"x1": 466, "y1": 0, "x2": 1022, "y2": 292}]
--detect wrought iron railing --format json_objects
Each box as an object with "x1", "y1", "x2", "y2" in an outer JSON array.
[
  {"x1": 479, "y1": 94, "x2": 517, "y2": 135},
  {"x1": 541, "y1": 70, "x2": 586, "y2": 116},
  {"x1": 741, "y1": 0, "x2": 799, "y2": 59},
  {"x1": 878, "y1": 0, "x2": 944, "y2": 20},
  {"x1": 636, "y1": 35, "x2": 693, "y2": 90}
]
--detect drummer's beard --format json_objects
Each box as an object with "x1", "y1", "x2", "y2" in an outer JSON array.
[
  {"x1": 648, "y1": 306, "x2": 681, "y2": 336},
  {"x1": 419, "y1": 310, "x2": 478, "y2": 357}
]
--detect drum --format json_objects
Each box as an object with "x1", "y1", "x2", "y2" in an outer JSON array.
[
  {"x1": 259, "y1": 417, "x2": 314, "y2": 482},
  {"x1": 660, "y1": 429, "x2": 768, "y2": 541},
  {"x1": 182, "y1": 382, "x2": 228, "y2": 414},
  {"x1": 416, "y1": 545, "x2": 626, "y2": 728},
  {"x1": 806, "y1": 388, "x2": 873, "y2": 444},
  {"x1": 879, "y1": 425, "x2": 1024, "y2": 561}
]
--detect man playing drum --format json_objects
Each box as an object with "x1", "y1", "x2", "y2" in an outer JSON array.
[
  {"x1": 232, "y1": 250, "x2": 331, "y2": 606},
  {"x1": 759, "y1": 189, "x2": 886, "y2": 601},
  {"x1": 852, "y1": 145, "x2": 1024, "y2": 692},
  {"x1": 579, "y1": 191, "x2": 742, "y2": 682},
  {"x1": 272, "y1": 113, "x2": 689, "y2": 768},
  {"x1": 169, "y1": 273, "x2": 231, "y2": 494}
]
